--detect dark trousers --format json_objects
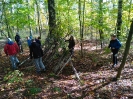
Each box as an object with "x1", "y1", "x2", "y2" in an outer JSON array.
[
  {"x1": 17, "y1": 42, "x2": 23, "y2": 53},
  {"x1": 19, "y1": 45, "x2": 23, "y2": 53},
  {"x1": 112, "y1": 49, "x2": 119, "y2": 65},
  {"x1": 69, "y1": 47, "x2": 74, "y2": 55}
]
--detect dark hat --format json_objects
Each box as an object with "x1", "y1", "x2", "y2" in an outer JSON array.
[{"x1": 16, "y1": 32, "x2": 19, "y2": 35}]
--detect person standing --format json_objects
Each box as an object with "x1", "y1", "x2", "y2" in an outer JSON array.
[
  {"x1": 35, "y1": 36, "x2": 41, "y2": 47},
  {"x1": 30, "y1": 39, "x2": 46, "y2": 74},
  {"x1": 26, "y1": 36, "x2": 32, "y2": 48},
  {"x1": 108, "y1": 34, "x2": 122, "y2": 68},
  {"x1": 4, "y1": 38, "x2": 20, "y2": 70},
  {"x1": 15, "y1": 32, "x2": 23, "y2": 53},
  {"x1": 65, "y1": 36, "x2": 75, "y2": 55}
]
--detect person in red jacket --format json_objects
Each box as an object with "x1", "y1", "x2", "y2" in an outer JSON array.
[{"x1": 4, "y1": 38, "x2": 20, "y2": 70}]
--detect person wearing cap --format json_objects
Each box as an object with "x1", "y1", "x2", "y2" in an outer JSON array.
[
  {"x1": 15, "y1": 33, "x2": 23, "y2": 53},
  {"x1": 108, "y1": 34, "x2": 122, "y2": 68},
  {"x1": 4, "y1": 38, "x2": 20, "y2": 70},
  {"x1": 30, "y1": 39, "x2": 46, "y2": 74}
]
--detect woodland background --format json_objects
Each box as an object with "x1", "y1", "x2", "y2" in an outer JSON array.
[{"x1": 0, "y1": 0, "x2": 133, "y2": 99}]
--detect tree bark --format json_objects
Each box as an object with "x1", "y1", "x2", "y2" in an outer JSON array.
[
  {"x1": 2, "y1": 1, "x2": 11, "y2": 38},
  {"x1": 26, "y1": 0, "x2": 32, "y2": 37},
  {"x1": 78, "y1": 0, "x2": 83, "y2": 57},
  {"x1": 48, "y1": 0, "x2": 56, "y2": 36},
  {"x1": 35, "y1": 0, "x2": 41, "y2": 37},
  {"x1": 116, "y1": 20, "x2": 133, "y2": 79},
  {"x1": 116, "y1": 0, "x2": 123, "y2": 38},
  {"x1": 67, "y1": 0, "x2": 70, "y2": 33},
  {"x1": 99, "y1": 0, "x2": 104, "y2": 48},
  {"x1": 127, "y1": 0, "x2": 132, "y2": 30}
]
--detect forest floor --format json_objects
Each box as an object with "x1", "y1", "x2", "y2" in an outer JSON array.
[{"x1": 0, "y1": 41, "x2": 133, "y2": 99}]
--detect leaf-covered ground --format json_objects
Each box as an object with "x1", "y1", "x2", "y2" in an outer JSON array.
[{"x1": 0, "y1": 42, "x2": 133, "y2": 99}]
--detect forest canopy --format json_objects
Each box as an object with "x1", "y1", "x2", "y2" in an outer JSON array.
[{"x1": 0, "y1": 0, "x2": 132, "y2": 40}]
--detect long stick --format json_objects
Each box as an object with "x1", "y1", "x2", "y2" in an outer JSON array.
[
  {"x1": 57, "y1": 55, "x2": 72, "y2": 75},
  {"x1": 70, "y1": 61, "x2": 81, "y2": 81},
  {"x1": 18, "y1": 57, "x2": 30, "y2": 67}
]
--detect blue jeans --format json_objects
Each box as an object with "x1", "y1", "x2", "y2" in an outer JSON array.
[
  {"x1": 9, "y1": 55, "x2": 19, "y2": 70},
  {"x1": 34, "y1": 57, "x2": 45, "y2": 73}
]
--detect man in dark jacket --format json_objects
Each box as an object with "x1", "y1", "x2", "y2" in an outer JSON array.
[
  {"x1": 108, "y1": 34, "x2": 122, "y2": 68},
  {"x1": 35, "y1": 36, "x2": 41, "y2": 47},
  {"x1": 15, "y1": 33, "x2": 23, "y2": 53},
  {"x1": 30, "y1": 39, "x2": 46, "y2": 74},
  {"x1": 4, "y1": 38, "x2": 20, "y2": 70}
]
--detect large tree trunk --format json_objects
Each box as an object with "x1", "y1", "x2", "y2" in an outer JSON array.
[
  {"x1": 116, "y1": 0, "x2": 123, "y2": 38},
  {"x1": 116, "y1": 20, "x2": 133, "y2": 79},
  {"x1": 48, "y1": 0, "x2": 56, "y2": 36}
]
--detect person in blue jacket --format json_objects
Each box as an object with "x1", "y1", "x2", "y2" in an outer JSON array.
[
  {"x1": 26, "y1": 36, "x2": 32, "y2": 48},
  {"x1": 108, "y1": 34, "x2": 122, "y2": 68}
]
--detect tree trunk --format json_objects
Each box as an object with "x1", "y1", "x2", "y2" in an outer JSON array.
[
  {"x1": 16, "y1": 9, "x2": 19, "y2": 32},
  {"x1": 48, "y1": 0, "x2": 56, "y2": 36},
  {"x1": 81, "y1": 0, "x2": 85, "y2": 41},
  {"x1": 67, "y1": 0, "x2": 70, "y2": 33},
  {"x1": 2, "y1": 1, "x2": 11, "y2": 38},
  {"x1": 99, "y1": 0, "x2": 104, "y2": 48},
  {"x1": 116, "y1": 0, "x2": 123, "y2": 38},
  {"x1": 35, "y1": 0, "x2": 41, "y2": 37},
  {"x1": 116, "y1": 20, "x2": 133, "y2": 79},
  {"x1": 0, "y1": 3, "x2": 3, "y2": 36},
  {"x1": 78, "y1": 0, "x2": 83, "y2": 57},
  {"x1": 26, "y1": 0, "x2": 32, "y2": 37},
  {"x1": 127, "y1": 0, "x2": 132, "y2": 31},
  {"x1": 90, "y1": 0, "x2": 93, "y2": 40}
]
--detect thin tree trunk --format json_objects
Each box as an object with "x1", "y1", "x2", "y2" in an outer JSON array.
[
  {"x1": 81, "y1": 0, "x2": 85, "y2": 41},
  {"x1": 35, "y1": 0, "x2": 41, "y2": 37},
  {"x1": 99, "y1": 0, "x2": 104, "y2": 48},
  {"x1": 81, "y1": 0, "x2": 85, "y2": 55},
  {"x1": 127, "y1": 0, "x2": 132, "y2": 30},
  {"x1": 26, "y1": 0, "x2": 32, "y2": 37},
  {"x1": 2, "y1": 1, "x2": 11, "y2": 38},
  {"x1": 0, "y1": 3, "x2": 3, "y2": 36},
  {"x1": 16, "y1": 9, "x2": 19, "y2": 32},
  {"x1": 67, "y1": 0, "x2": 70, "y2": 33},
  {"x1": 116, "y1": 0, "x2": 123, "y2": 38},
  {"x1": 116, "y1": 20, "x2": 133, "y2": 79},
  {"x1": 78, "y1": 0, "x2": 83, "y2": 57},
  {"x1": 90, "y1": 0, "x2": 93, "y2": 40}
]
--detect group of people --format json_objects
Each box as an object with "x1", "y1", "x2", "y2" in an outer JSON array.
[
  {"x1": 3, "y1": 33, "x2": 121, "y2": 74},
  {"x1": 4, "y1": 33, "x2": 46, "y2": 74}
]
